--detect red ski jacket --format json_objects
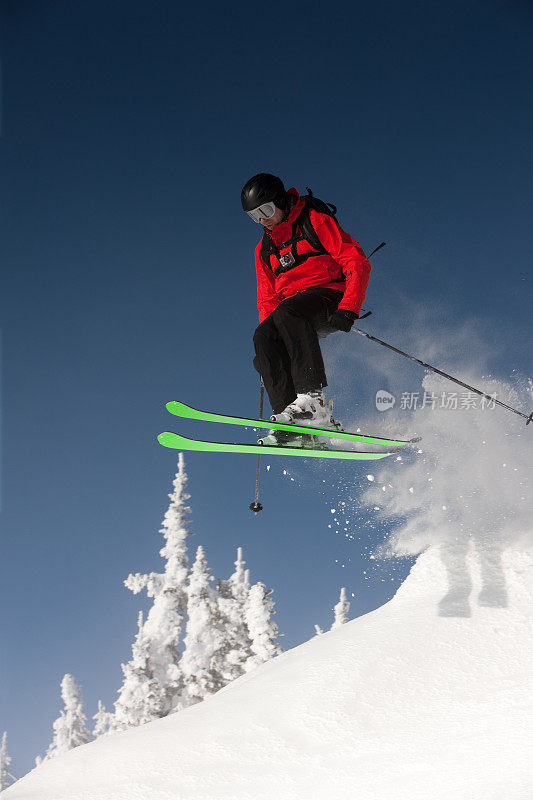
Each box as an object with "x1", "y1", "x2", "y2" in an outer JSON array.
[{"x1": 254, "y1": 188, "x2": 371, "y2": 323}]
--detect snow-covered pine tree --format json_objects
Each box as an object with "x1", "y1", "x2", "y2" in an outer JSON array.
[
  {"x1": 114, "y1": 454, "x2": 193, "y2": 728},
  {"x1": 41, "y1": 674, "x2": 91, "y2": 761},
  {"x1": 113, "y1": 611, "x2": 170, "y2": 728},
  {"x1": 92, "y1": 701, "x2": 114, "y2": 738},
  {"x1": 214, "y1": 547, "x2": 253, "y2": 683},
  {"x1": 314, "y1": 624, "x2": 324, "y2": 636},
  {"x1": 331, "y1": 587, "x2": 350, "y2": 630},
  {"x1": 0, "y1": 732, "x2": 16, "y2": 790},
  {"x1": 180, "y1": 545, "x2": 225, "y2": 707},
  {"x1": 244, "y1": 582, "x2": 282, "y2": 672}
]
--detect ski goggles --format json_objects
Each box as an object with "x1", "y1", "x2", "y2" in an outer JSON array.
[{"x1": 245, "y1": 201, "x2": 277, "y2": 223}]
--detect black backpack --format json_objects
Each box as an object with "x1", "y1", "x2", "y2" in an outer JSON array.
[{"x1": 260, "y1": 188, "x2": 339, "y2": 277}]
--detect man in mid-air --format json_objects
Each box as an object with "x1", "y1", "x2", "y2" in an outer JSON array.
[{"x1": 241, "y1": 173, "x2": 371, "y2": 446}]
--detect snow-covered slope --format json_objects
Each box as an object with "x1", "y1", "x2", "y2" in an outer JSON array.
[{"x1": 6, "y1": 545, "x2": 533, "y2": 800}]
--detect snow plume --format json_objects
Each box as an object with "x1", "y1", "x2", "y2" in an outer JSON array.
[
  {"x1": 114, "y1": 455, "x2": 194, "y2": 727},
  {"x1": 325, "y1": 312, "x2": 532, "y2": 614},
  {"x1": 360, "y1": 371, "x2": 532, "y2": 559}
]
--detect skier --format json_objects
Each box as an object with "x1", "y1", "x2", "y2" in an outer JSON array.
[{"x1": 242, "y1": 173, "x2": 371, "y2": 446}]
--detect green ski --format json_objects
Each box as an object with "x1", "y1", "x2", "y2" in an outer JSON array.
[
  {"x1": 157, "y1": 431, "x2": 396, "y2": 460},
  {"x1": 165, "y1": 400, "x2": 415, "y2": 448}
]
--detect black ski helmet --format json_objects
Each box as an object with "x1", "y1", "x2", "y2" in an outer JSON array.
[{"x1": 241, "y1": 173, "x2": 287, "y2": 212}]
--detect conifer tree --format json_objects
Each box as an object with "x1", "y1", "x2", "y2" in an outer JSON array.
[
  {"x1": 0, "y1": 732, "x2": 15, "y2": 790},
  {"x1": 214, "y1": 547, "x2": 253, "y2": 683},
  {"x1": 42, "y1": 675, "x2": 91, "y2": 761},
  {"x1": 180, "y1": 546, "x2": 225, "y2": 707},
  {"x1": 113, "y1": 612, "x2": 170, "y2": 729},
  {"x1": 244, "y1": 582, "x2": 282, "y2": 671},
  {"x1": 114, "y1": 454, "x2": 193, "y2": 727},
  {"x1": 331, "y1": 587, "x2": 350, "y2": 630},
  {"x1": 92, "y1": 701, "x2": 114, "y2": 738}
]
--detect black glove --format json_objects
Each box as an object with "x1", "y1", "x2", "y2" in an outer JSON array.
[{"x1": 329, "y1": 309, "x2": 358, "y2": 332}]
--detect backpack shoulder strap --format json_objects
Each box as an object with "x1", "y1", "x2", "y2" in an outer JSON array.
[
  {"x1": 297, "y1": 189, "x2": 338, "y2": 255},
  {"x1": 297, "y1": 203, "x2": 327, "y2": 255},
  {"x1": 260, "y1": 232, "x2": 279, "y2": 270}
]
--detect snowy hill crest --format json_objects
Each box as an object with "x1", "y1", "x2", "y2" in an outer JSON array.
[{"x1": 5, "y1": 543, "x2": 533, "y2": 800}]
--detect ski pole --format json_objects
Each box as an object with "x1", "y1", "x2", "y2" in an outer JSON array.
[
  {"x1": 351, "y1": 327, "x2": 533, "y2": 425},
  {"x1": 250, "y1": 379, "x2": 265, "y2": 513}
]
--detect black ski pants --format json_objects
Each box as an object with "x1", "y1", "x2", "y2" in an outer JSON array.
[{"x1": 253, "y1": 287, "x2": 344, "y2": 415}]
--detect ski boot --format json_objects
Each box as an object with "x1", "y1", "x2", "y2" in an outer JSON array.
[
  {"x1": 272, "y1": 391, "x2": 343, "y2": 431},
  {"x1": 258, "y1": 391, "x2": 343, "y2": 447}
]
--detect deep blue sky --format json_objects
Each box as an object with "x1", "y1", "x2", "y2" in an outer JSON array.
[{"x1": 1, "y1": 0, "x2": 532, "y2": 777}]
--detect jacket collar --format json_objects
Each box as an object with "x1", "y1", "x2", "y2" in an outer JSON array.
[{"x1": 262, "y1": 188, "x2": 303, "y2": 242}]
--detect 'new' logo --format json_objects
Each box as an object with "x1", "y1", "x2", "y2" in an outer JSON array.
[{"x1": 375, "y1": 390, "x2": 396, "y2": 411}]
